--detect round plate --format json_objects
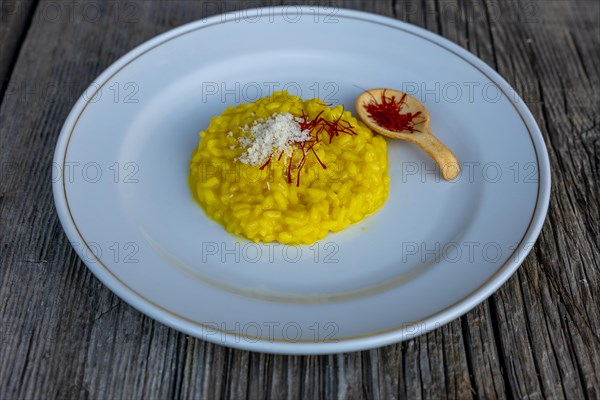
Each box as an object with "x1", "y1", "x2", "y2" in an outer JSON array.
[{"x1": 53, "y1": 7, "x2": 550, "y2": 354}]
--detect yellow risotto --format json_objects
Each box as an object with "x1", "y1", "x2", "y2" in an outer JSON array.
[{"x1": 189, "y1": 91, "x2": 389, "y2": 244}]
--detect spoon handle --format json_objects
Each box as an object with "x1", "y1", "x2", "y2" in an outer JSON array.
[{"x1": 415, "y1": 131, "x2": 460, "y2": 180}]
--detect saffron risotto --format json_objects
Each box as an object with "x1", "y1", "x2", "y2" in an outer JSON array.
[{"x1": 189, "y1": 91, "x2": 389, "y2": 244}]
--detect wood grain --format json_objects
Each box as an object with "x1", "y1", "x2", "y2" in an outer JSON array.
[
  {"x1": 0, "y1": 0, "x2": 38, "y2": 100},
  {"x1": 0, "y1": 0, "x2": 598, "y2": 398}
]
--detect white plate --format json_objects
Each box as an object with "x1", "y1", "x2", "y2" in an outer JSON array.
[{"x1": 53, "y1": 7, "x2": 550, "y2": 354}]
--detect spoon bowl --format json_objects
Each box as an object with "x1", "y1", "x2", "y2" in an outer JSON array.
[{"x1": 356, "y1": 88, "x2": 460, "y2": 180}]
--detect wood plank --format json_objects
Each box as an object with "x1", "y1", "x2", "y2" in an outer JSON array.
[
  {"x1": 0, "y1": 0, "x2": 38, "y2": 101},
  {"x1": 480, "y1": 0, "x2": 600, "y2": 398}
]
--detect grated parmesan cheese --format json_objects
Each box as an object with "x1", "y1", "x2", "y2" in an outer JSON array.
[{"x1": 237, "y1": 113, "x2": 311, "y2": 166}]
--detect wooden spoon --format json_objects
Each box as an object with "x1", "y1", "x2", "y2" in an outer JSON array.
[{"x1": 356, "y1": 88, "x2": 460, "y2": 180}]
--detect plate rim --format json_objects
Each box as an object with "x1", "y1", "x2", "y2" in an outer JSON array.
[{"x1": 52, "y1": 6, "x2": 551, "y2": 354}]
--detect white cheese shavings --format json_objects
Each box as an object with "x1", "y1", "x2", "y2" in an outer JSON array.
[{"x1": 237, "y1": 113, "x2": 311, "y2": 166}]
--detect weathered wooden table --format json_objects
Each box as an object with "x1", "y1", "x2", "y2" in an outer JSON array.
[{"x1": 1, "y1": 0, "x2": 598, "y2": 398}]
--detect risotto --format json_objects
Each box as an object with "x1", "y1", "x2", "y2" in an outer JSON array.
[{"x1": 189, "y1": 91, "x2": 389, "y2": 244}]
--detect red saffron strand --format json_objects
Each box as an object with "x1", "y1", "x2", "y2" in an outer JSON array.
[
  {"x1": 280, "y1": 107, "x2": 356, "y2": 185},
  {"x1": 364, "y1": 90, "x2": 422, "y2": 133},
  {"x1": 311, "y1": 146, "x2": 327, "y2": 169},
  {"x1": 259, "y1": 156, "x2": 272, "y2": 170},
  {"x1": 287, "y1": 149, "x2": 295, "y2": 184},
  {"x1": 296, "y1": 151, "x2": 308, "y2": 187}
]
